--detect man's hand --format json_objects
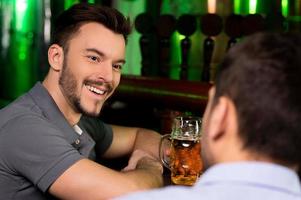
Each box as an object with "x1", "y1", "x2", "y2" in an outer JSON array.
[
  {"x1": 122, "y1": 149, "x2": 163, "y2": 173},
  {"x1": 121, "y1": 149, "x2": 164, "y2": 189}
]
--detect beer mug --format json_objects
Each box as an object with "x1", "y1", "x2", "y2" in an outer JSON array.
[{"x1": 159, "y1": 116, "x2": 203, "y2": 186}]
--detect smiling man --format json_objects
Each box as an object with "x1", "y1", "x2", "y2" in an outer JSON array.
[
  {"x1": 44, "y1": 21, "x2": 125, "y2": 124},
  {"x1": 0, "y1": 3, "x2": 163, "y2": 200}
]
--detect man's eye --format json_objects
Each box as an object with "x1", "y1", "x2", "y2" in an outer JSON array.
[
  {"x1": 113, "y1": 64, "x2": 123, "y2": 71},
  {"x1": 87, "y1": 56, "x2": 100, "y2": 62}
]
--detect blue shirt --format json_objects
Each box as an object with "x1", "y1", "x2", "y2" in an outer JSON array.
[{"x1": 117, "y1": 162, "x2": 301, "y2": 200}]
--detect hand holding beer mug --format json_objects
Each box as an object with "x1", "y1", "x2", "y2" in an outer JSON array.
[{"x1": 159, "y1": 116, "x2": 203, "y2": 186}]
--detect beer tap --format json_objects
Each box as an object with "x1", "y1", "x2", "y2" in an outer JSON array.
[
  {"x1": 224, "y1": 14, "x2": 243, "y2": 50},
  {"x1": 176, "y1": 14, "x2": 197, "y2": 80},
  {"x1": 156, "y1": 14, "x2": 176, "y2": 78},
  {"x1": 135, "y1": 13, "x2": 154, "y2": 76},
  {"x1": 200, "y1": 13, "x2": 223, "y2": 82}
]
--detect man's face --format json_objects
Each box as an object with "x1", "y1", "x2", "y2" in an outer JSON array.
[
  {"x1": 59, "y1": 22, "x2": 126, "y2": 117},
  {"x1": 201, "y1": 87, "x2": 216, "y2": 170}
]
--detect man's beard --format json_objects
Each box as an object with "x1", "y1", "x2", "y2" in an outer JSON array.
[{"x1": 58, "y1": 60, "x2": 113, "y2": 117}]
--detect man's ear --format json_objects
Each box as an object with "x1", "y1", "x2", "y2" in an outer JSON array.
[
  {"x1": 48, "y1": 44, "x2": 64, "y2": 71},
  {"x1": 207, "y1": 97, "x2": 230, "y2": 141}
]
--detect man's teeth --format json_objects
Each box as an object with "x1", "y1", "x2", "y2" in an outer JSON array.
[{"x1": 86, "y1": 85, "x2": 105, "y2": 95}]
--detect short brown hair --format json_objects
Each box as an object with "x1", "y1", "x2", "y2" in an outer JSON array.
[
  {"x1": 214, "y1": 32, "x2": 301, "y2": 165},
  {"x1": 52, "y1": 3, "x2": 131, "y2": 52}
]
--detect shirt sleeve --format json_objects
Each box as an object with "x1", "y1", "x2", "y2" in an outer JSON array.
[
  {"x1": 78, "y1": 115, "x2": 113, "y2": 155},
  {"x1": 0, "y1": 115, "x2": 84, "y2": 192}
]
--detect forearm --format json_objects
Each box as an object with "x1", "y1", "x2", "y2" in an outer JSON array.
[
  {"x1": 133, "y1": 128, "x2": 161, "y2": 159},
  {"x1": 104, "y1": 126, "x2": 161, "y2": 159},
  {"x1": 50, "y1": 158, "x2": 163, "y2": 200},
  {"x1": 104, "y1": 126, "x2": 163, "y2": 173}
]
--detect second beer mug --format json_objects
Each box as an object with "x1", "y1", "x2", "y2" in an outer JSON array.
[{"x1": 160, "y1": 116, "x2": 203, "y2": 186}]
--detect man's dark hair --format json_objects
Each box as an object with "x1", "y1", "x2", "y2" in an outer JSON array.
[
  {"x1": 214, "y1": 32, "x2": 301, "y2": 165},
  {"x1": 52, "y1": 3, "x2": 131, "y2": 52}
]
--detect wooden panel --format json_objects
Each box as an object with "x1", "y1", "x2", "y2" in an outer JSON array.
[{"x1": 110, "y1": 75, "x2": 212, "y2": 112}]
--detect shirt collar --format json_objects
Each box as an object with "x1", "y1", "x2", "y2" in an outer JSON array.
[
  {"x1": 198, "y1": 161, "x2": 301, "y2": 194},
  {"x1": 28, "y1": 82, "x2": 78, "y2": 143}
]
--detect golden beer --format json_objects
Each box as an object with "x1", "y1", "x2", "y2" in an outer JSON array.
[
  {"x1": 159, "y1": 116, "x2": 202, "y2": 186},
  {"x1": 170, "y1": 138, "x2": 202, "y2": 186}
]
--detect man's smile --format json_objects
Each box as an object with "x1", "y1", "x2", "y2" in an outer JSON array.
[{"x1": 85, "y1": 84, "x2": 106, "y2": 95}]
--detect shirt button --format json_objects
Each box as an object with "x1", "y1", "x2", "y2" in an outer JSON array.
[{"x1": 75, "y1": 139, "x2": 80, "y2": 145}]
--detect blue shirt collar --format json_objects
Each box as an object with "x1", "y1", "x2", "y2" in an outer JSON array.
[{"x1": 197, "y1": 161, "x2": 301, "y2": 194}]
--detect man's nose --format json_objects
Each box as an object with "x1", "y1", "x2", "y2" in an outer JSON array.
[{"x1": 96, "y1": 61, "x2": 113, "y2": 82}]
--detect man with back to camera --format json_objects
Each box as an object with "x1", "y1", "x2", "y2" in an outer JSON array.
[
  {"x1": 0, "y1": 3, "x2": 164, "y2": 200},
  {"x1": 116, "y1": 32, "x2": 301, "y2": 200}
]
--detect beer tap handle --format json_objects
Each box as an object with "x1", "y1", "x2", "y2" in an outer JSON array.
[
  {"x1": 135, "y1": 13, "x2": 154, "y2": 76},
  {"x1": 227, "y1": 37, "x2": 237, "y2": 50},
  {"x1": 180, "y1": 37, "x2": 191, "y2": 80},
  {"x1": 202, "y1": 37, "x2": 214, "y2": 82},
  {"x1": 176, "y1": 14, "x2": 197, "y2": 80},
  {"x1": 156, "y1": 15, "x2": 176, "y2": 77},
  {"x1": 200, "y1": 13, "x2": 223, "y2": 82},
  {"x1": 139, "y1": 35, "x2": 152, "y2": 76},
  {"x1": 225, "y1": 14, "x2": 243, "y2": 51}
]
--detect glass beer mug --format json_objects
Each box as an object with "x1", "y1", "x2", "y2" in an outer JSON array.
[{"x1": 159, "y1": 116, "x2": 203, "y2": 186}]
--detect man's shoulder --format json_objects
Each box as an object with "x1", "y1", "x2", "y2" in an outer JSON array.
[
  {"x1": 0, "y1": 82, "x2": 49, "y2": 120},
  {"x1": 0, "y1": 90, "x2": 52, "y2": 141},
  {"x1": 0, "y1": 92, "x2": 45, "y2": 132}
]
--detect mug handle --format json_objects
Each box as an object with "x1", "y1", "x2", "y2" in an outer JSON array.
[{"x1": 159, "y1": 134, "x2": 171, "y2": 170}]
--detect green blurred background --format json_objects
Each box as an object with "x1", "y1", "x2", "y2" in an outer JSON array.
[{"x1": 0, "y1": 0, "x2": 300, "y2": 107}]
